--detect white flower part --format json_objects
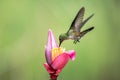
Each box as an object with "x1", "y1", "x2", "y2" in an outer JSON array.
[{"x1": 60, "y1": 47, "x2": 65, "y2": 52}]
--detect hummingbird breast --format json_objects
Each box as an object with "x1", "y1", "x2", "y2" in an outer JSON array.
[{"x1": 68, "y1": 31, "x2": 80, "y2": 39}]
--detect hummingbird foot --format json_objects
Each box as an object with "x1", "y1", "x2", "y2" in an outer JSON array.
[{"x1": 73, "y1": 39, "x2": 80, "y2": 44}]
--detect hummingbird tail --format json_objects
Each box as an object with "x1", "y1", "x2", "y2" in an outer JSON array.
[{"x1": 80, "y1": 27, "x2": 94, "y2": 37}]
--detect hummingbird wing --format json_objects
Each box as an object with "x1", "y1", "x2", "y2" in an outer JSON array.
[
  {"x1": 80, "y1": 27, "x2": 94, "y2": 38},
  {"x1": 78, "y1": 14, "x2": 94, "y2": 31},
  {"x1": 67, "y1": 7, "x2": 85, "y2": 33},
  {"x1": 67, "y1": 7, "x2": 94, "y2": 33}
]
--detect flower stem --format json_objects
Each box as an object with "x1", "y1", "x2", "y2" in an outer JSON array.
[
  {"x1": 49, "y1": 74, "x2": 58, "y2": 80},
  {"x1": 50, "y1": 78, "x2": 57, "y2": 80},
  {"x1": 49, "y1": 72, "x2": 58, "y2": 80}
]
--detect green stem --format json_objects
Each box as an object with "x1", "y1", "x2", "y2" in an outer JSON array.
[{"x1": 49, "y1": 78, "x2": 57, "y2": 80}]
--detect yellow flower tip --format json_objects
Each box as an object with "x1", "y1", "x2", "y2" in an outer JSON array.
[{"x1": 52, "y1": 47, "x2": 65, "y2": 61}]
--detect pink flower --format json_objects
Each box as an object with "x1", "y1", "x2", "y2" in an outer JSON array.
[{"x1": 44, "y1": 29, "x2": 76, "y2": 80}]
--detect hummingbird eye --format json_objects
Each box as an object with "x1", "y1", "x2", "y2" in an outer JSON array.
[{"x1": 59, "y1": 37, "x2": 63, "y2": 42}]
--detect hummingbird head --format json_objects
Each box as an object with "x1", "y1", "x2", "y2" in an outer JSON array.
[{"x1": 59, "y1": 33, "x2": 68, "y2": 47}]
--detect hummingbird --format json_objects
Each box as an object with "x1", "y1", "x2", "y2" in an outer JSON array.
[{"x1": 59, "y1": 7, "x2": 94, "y2": 46}]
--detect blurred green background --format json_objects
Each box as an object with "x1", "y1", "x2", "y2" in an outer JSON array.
[{"x1": 0, "y1": 0, "x2": 120, "y2": 80}]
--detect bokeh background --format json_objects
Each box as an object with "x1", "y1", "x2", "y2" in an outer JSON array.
[{"x1": 0, "y1": 0, "x2": 120, "y2": 80}]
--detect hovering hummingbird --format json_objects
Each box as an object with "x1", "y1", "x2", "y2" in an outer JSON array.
[{"x1": 59, "y1": 7, "x2": 94, "y2": 46}]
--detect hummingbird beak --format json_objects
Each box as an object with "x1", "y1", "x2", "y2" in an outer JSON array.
[{"x1": 59, "y1": 40, "x2": 63, "y2": 47}]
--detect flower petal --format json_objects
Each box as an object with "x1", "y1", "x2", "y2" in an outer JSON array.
[
  {"x1": 45, "y1": 31, "x2": 52, "y2": 65},
  {"x1": 44, "y1": 63, "x2": 62, "y2": 77},
  {"x1": 44, "y1": 63, "x2": 54, "y2": 73},
  {"x1": 48, "y1": 29, "x2": 58, "y2": 48},
  {"x1": 45, "y1": 29, "x2": 58, "y2": 65},
  {"x1": 51, "y1": 53, "x2": 69, "y2": 70},
  {"x1": 55, "y1": 69, "x2": 62, "y2": 75},
  {"x1": 66, "y1": 50, "x2": 76, "y2": 60}
]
